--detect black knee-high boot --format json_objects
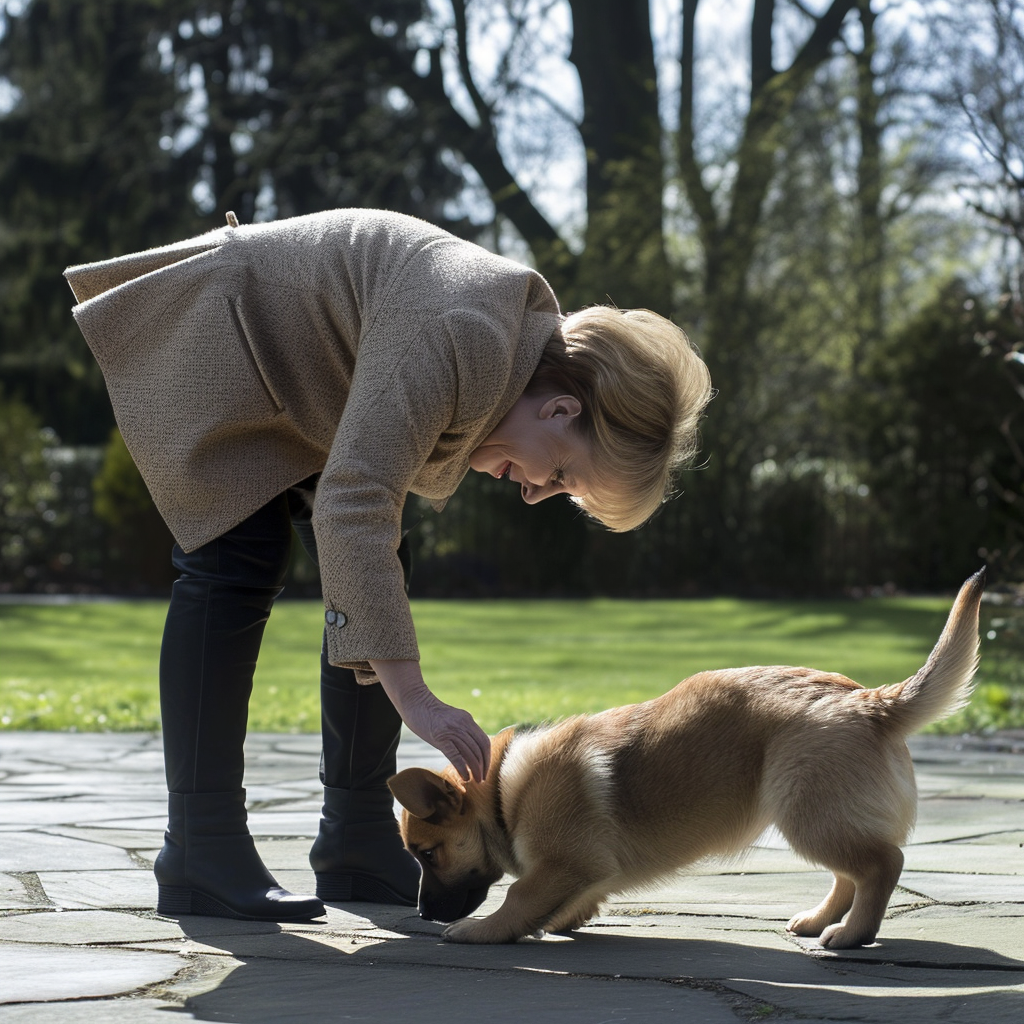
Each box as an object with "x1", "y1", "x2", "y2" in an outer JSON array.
[
  {"x1": 154, "y1": 517, "x2": 324, "y2": 922},
  {"x1": 308, "y1": 660, "x2": 421, "y2": 905}
]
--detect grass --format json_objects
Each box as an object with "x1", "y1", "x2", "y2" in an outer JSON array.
[{"x1": 0, "y1": 595, "x2": 1020, "y2": 734}]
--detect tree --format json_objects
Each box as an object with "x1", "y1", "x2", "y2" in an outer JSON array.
[
  {"x1": 152, "y1": 1, "x2": 466, "y2": 224},
  {"x1": 931, "y1": 0, "x2": 1024, "y2": 266},
  {"x1": 0, "y1": 0, "x2": 467, "y2": 443},
  {"x1": 0, "y1": 384, "x2": 58, "y2": 588},
  {"x1": 0, "y1": 0, "x2": 188, "y2": 442},
  {"x1": 566, "y1": 0, "x2": 670, "y2": 311},
  {"x1": 335, "y1": 0, "x2": 918, "y2": 591},
  {"x1": 860, "y1": 283, "x2": 1023, "y2": 586},
  {"x1": 928, "y1": 0, "x2": 1024, "y2": 576}
]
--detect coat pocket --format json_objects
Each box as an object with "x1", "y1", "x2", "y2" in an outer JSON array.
[{"x1": 225, "y1": 296, "x2": 284, "y2": 413}]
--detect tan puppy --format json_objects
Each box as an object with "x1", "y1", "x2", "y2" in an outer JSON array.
[{"x1": 389, "y1": 570, "x2": 984, "y2": 948}]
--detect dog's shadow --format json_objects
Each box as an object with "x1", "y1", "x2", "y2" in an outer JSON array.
[{"x1": 169, "y1": 908, "x2": 1024, "y2": 1024}]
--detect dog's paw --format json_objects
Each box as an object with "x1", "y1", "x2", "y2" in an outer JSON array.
[
  {"x1": 442, "y1": 917, "x2": 516, "y2": 944},
  {"x1": 787, "y1": 911, "x2": 828, "y2": 937},
  {"x1": 818, "y1": 923, "x2": 876, "y2": 949}
]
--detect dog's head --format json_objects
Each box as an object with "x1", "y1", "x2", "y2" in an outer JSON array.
[{"x1": 388, "y1": 766, "x2": 504, "y2": 922}]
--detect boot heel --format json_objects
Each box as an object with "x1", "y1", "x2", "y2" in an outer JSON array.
[
  {"x1": 314, "y1": 873, "x2": 353, "y2": 902},
  {"x1": 315, "y1": 872, "x2": 416, "y2": 906},
  {"x1": 157, "y1": 884, "x2": 194, "y2": 916},
  {"x1": 351, "y1": 875, "x2": 416, "y2": 906}
]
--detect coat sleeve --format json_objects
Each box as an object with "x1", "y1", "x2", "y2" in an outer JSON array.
[{"x1": 312, "y1": 312, "x2": 463, "y2": 680}]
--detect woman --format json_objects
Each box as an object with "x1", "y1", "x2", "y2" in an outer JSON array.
[{"x1": 65, "y1": 208, "x2": 713, "y2": 923}]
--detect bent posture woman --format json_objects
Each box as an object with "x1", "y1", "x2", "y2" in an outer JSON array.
[{"x1": 65, "y1": 209, "x2": 712, "y2": 922}]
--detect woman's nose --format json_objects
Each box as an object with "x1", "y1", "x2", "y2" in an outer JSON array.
[{"x1": 520, "y1": 481, "x2": 562, "y2": 504}]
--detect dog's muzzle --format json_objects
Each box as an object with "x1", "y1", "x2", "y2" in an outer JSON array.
[{"x1": 419, "y1": 883, "x2": 491, "y2": 923}]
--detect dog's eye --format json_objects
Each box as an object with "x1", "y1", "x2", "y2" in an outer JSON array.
[{"x1": 418, "y1": 847, "x2": 437, "y2": 864}]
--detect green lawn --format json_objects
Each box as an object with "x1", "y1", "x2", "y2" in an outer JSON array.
[{"x1": 0, "y1": 595, "x2": 1019, "y2": 734}]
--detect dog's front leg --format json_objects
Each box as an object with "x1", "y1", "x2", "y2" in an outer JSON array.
[{"x1": 443, "y1": 869, "x2": 584, "y2": 944}]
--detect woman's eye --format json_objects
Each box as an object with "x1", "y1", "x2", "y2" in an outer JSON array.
[{"x1": 551, "y1": 468, "x2": 565, "y2": 486}]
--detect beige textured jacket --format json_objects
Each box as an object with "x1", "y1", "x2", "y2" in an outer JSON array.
[{"x1": 65, "y1": 209, "x2": 560, "y2": 678}]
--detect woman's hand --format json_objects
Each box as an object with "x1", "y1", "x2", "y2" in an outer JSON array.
[{"x1": 370, "y1": 659, "x2": 491, "y2": 782}]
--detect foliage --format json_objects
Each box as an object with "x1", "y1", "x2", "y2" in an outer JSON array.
[
  {"x1": 93, "y1": 428, "x2": 152, "y2": 526},
  {"x1": 0, "y1": 0, "x2": 192, "y2": 443},
  {"x1": 0, "y1": 387, "x2": 59, "y2": 585},
  {"x1": 4, "y1": 591, "x2": 1020, "y2": 734},
  {"x1": 981, "y1": 598, "x2": 1024, "y2": 684},
  {"x1": 0, "y1": 386, "x2": 113, "y2": 591},
  {"x1": 92, "y1": 428, "x2": 177, "y2": 590},
  {"x1": 858, "y1": 283, "x2": 1024, "y2": 587}
]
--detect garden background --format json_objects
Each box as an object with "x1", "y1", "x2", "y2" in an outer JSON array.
[{"x1": 2, "y1": 0, "x2": 1024, "y2": 730}]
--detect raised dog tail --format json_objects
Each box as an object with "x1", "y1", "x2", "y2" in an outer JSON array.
[{"x1": 875, "y1": 568, "x2": 985, "y2": 736}]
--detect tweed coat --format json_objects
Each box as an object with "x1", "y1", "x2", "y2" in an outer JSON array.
[{"x1": 65, "y1": 209, "x2": 561, "y2": 678}]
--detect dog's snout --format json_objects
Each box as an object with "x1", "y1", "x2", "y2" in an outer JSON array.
[
  {"x1": 418, "y1": 895, "x2": 462, "y2": 923},
  {"x1": 460, "y1": 884, "x2": 490, "y2": 917},
  {"x1": 419, "y1": 883, "x2": 492, "y2": 923}
]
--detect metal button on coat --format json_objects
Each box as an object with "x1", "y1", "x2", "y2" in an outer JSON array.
[{"x1": 325, "y1": 610, "x2": 347, "y2": 627}]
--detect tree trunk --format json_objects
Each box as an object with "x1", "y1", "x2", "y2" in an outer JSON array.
[
  {"x1": 853, "y1": 0, "x2": 884, "y2": 376},
  {"x1": 565, "y1": 0, "x2": 671, "y2": 313}
]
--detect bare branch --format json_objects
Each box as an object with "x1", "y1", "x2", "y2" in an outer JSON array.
[
  {"x1": 783, "y1": 0, "x2": 858, "y2": 90},
  {"x1": 336, "y1": 3, "x2": 565, "y2": 262},
  {"x1": 508, "y1": 81, "x2": 580, "y2": 128},
  {"x1": 751, "y1": 0, "x2": 776, "y2": 99},
  {"x1": 451, "y1": 0, "x2": 492, "y2": 130},
  {"x1": 678, "y1": 0, "x2": 718, "y2": 236},
  {"x1": 788, "y1": 0, "x2": 821, "y2": 20}
]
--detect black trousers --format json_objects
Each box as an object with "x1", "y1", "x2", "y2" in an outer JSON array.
[{"x1": 158, "y1": 475, "x2": 408, "y2": 795}]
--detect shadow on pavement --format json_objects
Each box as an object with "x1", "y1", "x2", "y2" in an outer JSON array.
[{"x1": 167, "y1": 916, "x2": 1024, "y2": 1024}]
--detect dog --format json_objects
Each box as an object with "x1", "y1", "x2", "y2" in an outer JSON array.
[{"x1": 389, "y1": 570, "x2": 984, "y2": 948}]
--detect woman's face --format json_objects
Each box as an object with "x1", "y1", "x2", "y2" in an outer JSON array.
[{"x1": 469, "y1": 393, "x2": 594, "y2": 505}]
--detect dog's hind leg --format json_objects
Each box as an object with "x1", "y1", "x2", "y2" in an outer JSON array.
[
  {"x1": 546, "y1": 894, "x2": 604, "y2": 934},
  {"x1": 786, "y1": 875, "x2": 855, "y2": 937},
  {"x1": 816, "y1": 842, "x2": 904, "y2": 949},
  {"x1": 785, "y1": 836, "x2": 904, "y2": 948},
  {"x1": 778, "y1": 799, "x2": 906, "y2": 948}
]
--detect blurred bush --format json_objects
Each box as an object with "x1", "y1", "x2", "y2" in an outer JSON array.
[
  {"x1": 0, "y1": 387, "x2": 61, "y2": 588},
  {"x1": 0, "y1": 395, "x2": 176, "y2": 593},
  {"x1": 91, "y1": 428, "x2": 177, "y2": 590}
]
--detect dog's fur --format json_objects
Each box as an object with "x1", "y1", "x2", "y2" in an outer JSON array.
[{"x1": 389, "y1": 570, "x2": 984, "y2": 948}]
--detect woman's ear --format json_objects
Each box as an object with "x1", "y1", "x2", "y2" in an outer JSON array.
[{"x1": 539, "y1": 395, "x2": 582, "y2": 420}]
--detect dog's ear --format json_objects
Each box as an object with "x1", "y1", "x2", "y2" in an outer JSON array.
[{"x1": 388, "y1": 768, "x2": 465, "y2": 821}]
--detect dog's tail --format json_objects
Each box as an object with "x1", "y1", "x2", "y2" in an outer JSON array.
[{"x1": 874, "y1": 568, "x2": 985, "y2": 736}]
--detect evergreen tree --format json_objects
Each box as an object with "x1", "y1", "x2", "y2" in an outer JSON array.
[
  {"x1": 0, "y1": 0, "x2": 188, "y2": 443},
  {"x1": 0, "y1": 0, "x2": 463, "y2": 444}
]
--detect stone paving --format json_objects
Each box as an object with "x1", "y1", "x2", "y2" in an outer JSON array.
[{"x1": 0, "y1": 729, "x2": 1022, "y2": 1023}]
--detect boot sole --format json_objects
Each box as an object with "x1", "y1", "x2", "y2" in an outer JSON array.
[
  {"x1": 314, "y1": 873, "x2": 416, "y2": 907},
  {"x1": 157, "y1": 884, "x2": 325, "y2": 922}
]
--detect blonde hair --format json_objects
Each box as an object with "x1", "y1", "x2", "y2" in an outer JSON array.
[{"x1": 527, "y1": 306, "x2": 714, "y2": 532}]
